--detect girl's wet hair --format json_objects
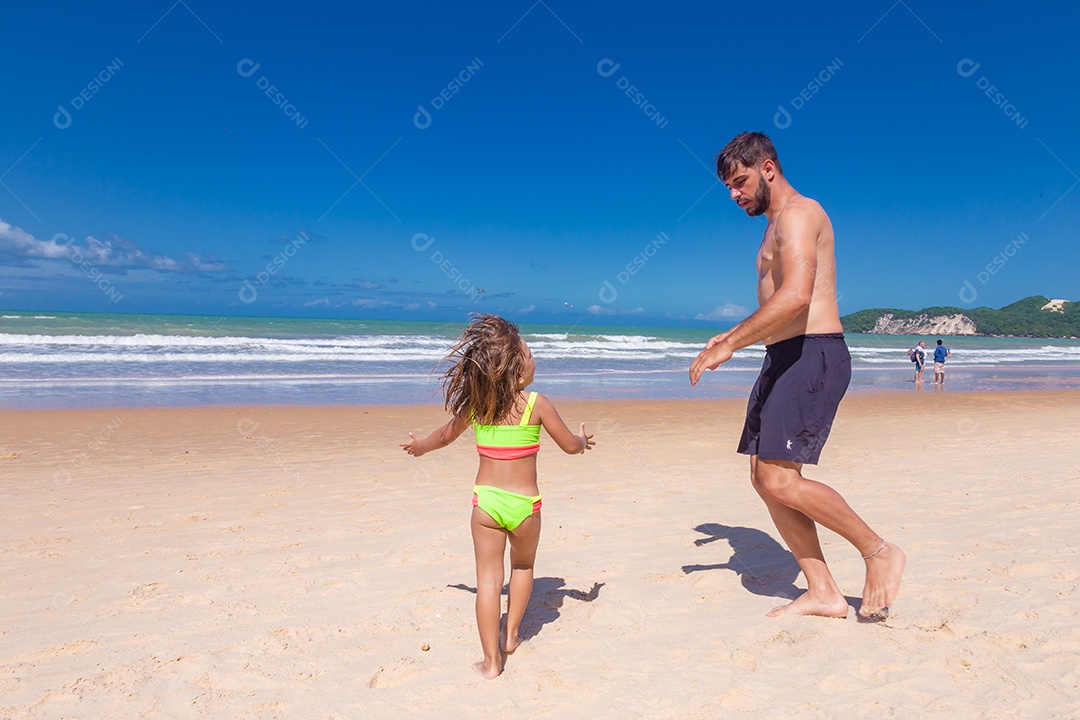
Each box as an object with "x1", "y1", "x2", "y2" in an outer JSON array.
[{"x1": 441, "y1": 314, "x2": 527, "y2": 425}]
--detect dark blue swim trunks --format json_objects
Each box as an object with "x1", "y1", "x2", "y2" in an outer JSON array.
[{"x1": 737, "y1": 333, "x2": 851, "y2": 465}]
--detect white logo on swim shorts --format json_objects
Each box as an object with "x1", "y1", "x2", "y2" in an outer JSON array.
[{"x1": 786, "y1": 440, "x2": 793, "y2": 450}]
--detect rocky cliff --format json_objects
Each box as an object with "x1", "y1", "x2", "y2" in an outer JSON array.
[
  {"x1": 841, "y1": 296, "x2": 1080, "y2": 337},
  {"x1": 869, "y1": 313, "x2": 978, "y2": 335}
]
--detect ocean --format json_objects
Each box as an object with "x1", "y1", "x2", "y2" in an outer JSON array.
[{"x1": 3, "y1": 311, "x2": 1080, "y2": 409}]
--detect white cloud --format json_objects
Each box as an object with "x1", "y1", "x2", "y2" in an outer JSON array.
[
  {"x1": 695, "y1": 303, "x2": 749, "y2": 321},
  {"x1": 588, "y1": 304, "x2": 644, "y2": 315},
  {"x1": 185, "y1": 253, "x2": 229, "y2": 273},
  {"x1": 303, "y1": 298, "x2": 330, "y2": 307},
  {"x1": 518, "y1": 304, "x2": 536, "y2": 313},
  {"x1": 0, "y1": 218, "x2": 230, "y2": 276},
  {"x1": 0, "y1": 220, "x2": 70, "y2": 263},
  {"x1": 348, "y1": 279, "x2": 382, "y2": 290},
  {"x1": 350, "y1": 298, "x2": 392, "y2": 308}
]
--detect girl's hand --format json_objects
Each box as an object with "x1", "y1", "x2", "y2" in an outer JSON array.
[
  {"x1": 400, "y1": 432, "x2": 424, "y2": 457},
  {"x1": 578, "y1": 423, "x2": 595, "y2": 454}
]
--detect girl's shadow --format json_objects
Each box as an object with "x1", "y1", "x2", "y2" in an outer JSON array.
[
  {"x1": 449, "y1": 577, "x2": 604, "y2": 640},
  {"x1": 681, "y1": 523, "x2": 802, "y2": 600}
]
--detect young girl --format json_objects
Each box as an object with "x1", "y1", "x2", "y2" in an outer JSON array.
[{"x1": 401, "y1": 314, "x2": 593, "y2": 679}]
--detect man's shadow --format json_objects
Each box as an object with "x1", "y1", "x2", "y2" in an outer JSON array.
[
  {"x1": 449, "y1": 577, "x2": 604, "y2": 640},
  {"x1": 683, "y1": 523, "x2": 862, "y2": 612},
  {"x1": 682, "y1": 523, "x2": 804, "y2": 600}
]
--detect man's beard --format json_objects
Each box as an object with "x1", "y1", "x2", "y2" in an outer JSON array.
[{"x1": 745, "y1": 173, "x2": 770, "y2": 217}]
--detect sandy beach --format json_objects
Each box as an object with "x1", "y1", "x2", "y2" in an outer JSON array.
[{"x1": 2, "y1": 391, "x2": 1078, "y2": 718}]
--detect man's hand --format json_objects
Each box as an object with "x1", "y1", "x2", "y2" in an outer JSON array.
[
  {"x1": 705, "y1": 332, "x2": 728, "y2": 350},
  {"x1": 690, "y1": 339, "x2": 734, "y2": 386}
]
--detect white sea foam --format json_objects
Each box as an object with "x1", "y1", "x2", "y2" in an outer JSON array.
[
  {"x1": 3, "y1": 324, "x2": 1080, "y2": 408},
  {"x1": 4, "y1": 332, "x2": 1079, "y2": 367}
]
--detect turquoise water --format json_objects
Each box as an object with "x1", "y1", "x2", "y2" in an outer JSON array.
[{"x1": 3, "y1": 310, "x2": 1079, "y2": 408}]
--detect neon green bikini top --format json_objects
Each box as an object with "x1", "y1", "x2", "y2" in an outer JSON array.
[{"x1": 473, "y1": 391, "x2": 541, "y2": 459}]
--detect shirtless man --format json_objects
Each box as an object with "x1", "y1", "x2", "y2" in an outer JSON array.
[{"x1": 689, "y1": 132, "x2": 905, "y2": 620}]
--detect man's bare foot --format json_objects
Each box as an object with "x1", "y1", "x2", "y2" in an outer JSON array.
[
  {"x1": 472, "y1": 659, "x2": 501, "y2": 679},
  {"x1": 766, "y1": 592, "x2": 848, "y2": 618},
  {"x1": 859, "y1": 541, "x2": 906, "y2": 621},
  {"x1": 501, "y1": 627, "x2": 523, "y2": 654}
]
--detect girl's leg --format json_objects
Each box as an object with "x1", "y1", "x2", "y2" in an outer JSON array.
[
  {"x1": 503, "y1": 511, "x2": 541, "y2": 653},
  {"x1": 470, "y1": 507, "x2": 507, "y2": 679}
]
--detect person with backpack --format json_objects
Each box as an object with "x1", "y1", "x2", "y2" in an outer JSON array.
[{"x1": 908, "y1": 341, "x2": 926, "y2": 383}]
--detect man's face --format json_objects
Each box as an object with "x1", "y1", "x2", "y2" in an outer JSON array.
[{"x1": 723, "y1": 163, "x2": 770, "y2": 217}]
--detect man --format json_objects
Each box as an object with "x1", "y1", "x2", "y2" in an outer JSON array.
[
  {"x1": 689, "y1": 132, "x2": 904, "y2": 620},
  {"x1": 933, "y1": 339, "x2": 951, "y2": 385},
  {"x1": 909, "y1": 341, "x2": 927, "y2": 384}
]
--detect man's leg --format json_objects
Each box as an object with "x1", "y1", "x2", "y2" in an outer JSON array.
[
  {"x1": 753, "y1": 456, "x2": 904, "y2": 619},
  {"x1": 751, "y1": 456, "x2": 848, "y2": 617}
]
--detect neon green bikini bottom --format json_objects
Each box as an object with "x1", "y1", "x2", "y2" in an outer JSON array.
[{"x1": 472, "y1": 484, "x2": 542, "y2": 531}]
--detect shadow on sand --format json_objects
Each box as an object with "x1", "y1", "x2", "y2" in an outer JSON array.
[
  {"x1": 683, "y1": 523, "x2": 862, "y2": 612},
  {"x1": 449, "y1": 578, "x2": 604, "y2": 640},
  {"x1": 682, "y1": 523, "x2": 804, "y2": 601}
]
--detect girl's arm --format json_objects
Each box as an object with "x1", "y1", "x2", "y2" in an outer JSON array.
[
  {"x1": 534, "y1": 394, "x2": 594, "y2": 455},
  {"x1": 400, "y1": 414, "x2": 471, "y2": 457}
]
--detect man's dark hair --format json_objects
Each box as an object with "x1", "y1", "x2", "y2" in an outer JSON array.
[
  {"x1": 937, "y1": 339, "x2": 943, "y2": 345},
  {"x1": 715, "y1": 132, "x2": 782, "y2": 181}
]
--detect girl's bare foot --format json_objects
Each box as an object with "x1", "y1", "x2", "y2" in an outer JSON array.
[
  {"x1": 500, "y1": 626, "x2": 524, "y2": 654},
  {"x1": 859, "y1": 541, "x2": 906, "y2": 621},
  {"x1": 472, "y1": 659, "x2": 501, "y2": 679},
  {"x1": 767, "y1": 591, "x2": 849, "y2": 618}
]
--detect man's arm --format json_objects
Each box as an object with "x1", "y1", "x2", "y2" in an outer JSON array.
[{"x1": 690, "y1": 207, "x2": 818, "y2": 385}]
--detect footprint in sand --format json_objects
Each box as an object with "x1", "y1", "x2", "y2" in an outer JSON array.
[
  {"x1": 716, "y1": 687, "x2": 764, "y2": 712},
  {"x1": 185, "y1": 512, "x2": 217, "y2": 522},
  {"x1": 368, "y1": 658, "x2": 424, "y2": 688},
  {"x1": 129, "y1": 583, "x2": 165, "y2": 605}
]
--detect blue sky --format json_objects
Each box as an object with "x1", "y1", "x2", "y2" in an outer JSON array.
[{"x1": 2, "y1": 1, "x2": 1077, "y2": 326}]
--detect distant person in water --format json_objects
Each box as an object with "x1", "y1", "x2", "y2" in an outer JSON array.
[
  {"x1": 933, "y1": 339, "x2": 951, "y2": 385},
  {"x1": 908, "y1": 341, "x2": 926, "y2": 384},
  {"x1": 689, "y1": 131, "x2": 905, "y2": 621}
]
